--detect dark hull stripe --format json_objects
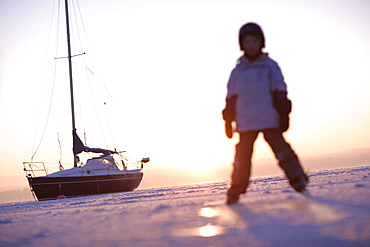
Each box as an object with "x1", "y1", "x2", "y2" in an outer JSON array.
[{"x1": 29, "y1": 176, "x2": 140, "y2": 186}]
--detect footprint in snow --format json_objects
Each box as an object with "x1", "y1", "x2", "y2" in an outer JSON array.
[
  {"x1": 153, "y1": 204, "x2": 171, "y2": 213},
  {"x1": 0, "y1": 219, "x2": 11, "y2": 224}
]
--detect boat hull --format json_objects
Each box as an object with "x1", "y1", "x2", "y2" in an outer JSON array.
[{"x1": 27, "y1": 172, "x2": 143, "y2": 201}]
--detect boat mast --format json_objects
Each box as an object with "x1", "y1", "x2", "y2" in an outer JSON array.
[{"x1": 64, "y1": 0, "x2": 78, "y2": 167}]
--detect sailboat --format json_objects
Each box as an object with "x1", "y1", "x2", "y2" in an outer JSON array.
[{"x1": 23, "y1": 0, "x2": 149, "y2": 201}]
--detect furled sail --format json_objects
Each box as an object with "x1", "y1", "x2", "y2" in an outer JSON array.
[
  {"x1": 73, "y1": 129, "x2": 116, "y2": 156},
  {"x1": 73, "y1": 129, "x2": 85, "y2": 154}
]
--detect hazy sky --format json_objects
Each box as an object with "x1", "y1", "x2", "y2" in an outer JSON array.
[{"x1": 0, "y1": 0, "x2": 369, "y2": 178}]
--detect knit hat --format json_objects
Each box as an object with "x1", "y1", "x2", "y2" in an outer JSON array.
[{"x1": 239, "y1": 23, "x2": 265, "y2": 49}]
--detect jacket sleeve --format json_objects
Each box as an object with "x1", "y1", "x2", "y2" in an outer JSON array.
[
  {"x1": 269, "y1": 61, "x2": 291, "y2": 114},
  {"x1": 226, "y1": 69, "x2": 238, "y2": 99},
  {"x1": 269, "y1": 61, "x2": 287, "y2": 92}
]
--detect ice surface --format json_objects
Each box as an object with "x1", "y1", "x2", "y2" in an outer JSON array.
[{"x1": 1, "y1": 166, "x2": 370, "y2": 246}]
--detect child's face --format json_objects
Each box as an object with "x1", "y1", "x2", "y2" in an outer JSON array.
[{"x1": 241, "y1": 35, "x2": 262, "y2": 56}]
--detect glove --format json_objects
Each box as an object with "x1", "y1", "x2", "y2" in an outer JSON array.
[
  {"x1": 280, "y1": 114, "x2": 289, "y2": 132},
  {"x1": 225, "y1": 121, "x2": 234, "y2": 139},
  {"x1": 222, "y1": 96, "x2": 237, "y2": 122},
  {"x1": 272, "y1": 91, "x2": 291, "y2": 132},
  {"x1": 272, "y1": 91, "x2": 291, "y2": 114},
  {"x1": 222, "y1": 96, "x2": 237, "y2": 139}
]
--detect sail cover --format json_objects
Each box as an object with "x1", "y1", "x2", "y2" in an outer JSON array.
[
  {"x1": 73, "y1": 129, "x2": 116, "y2": 155},
  {"x1": 73, "y1": 129, "x2": 85, "y2": 154}
]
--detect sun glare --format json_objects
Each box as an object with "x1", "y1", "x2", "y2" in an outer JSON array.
[
  {"x1": 198, "y1": 224, "x2": 222, "y2": 238},
  {"x1": 199, "y1": 207, "x2": 218, "y2": 218}
]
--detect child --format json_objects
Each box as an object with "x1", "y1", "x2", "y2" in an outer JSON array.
[{"x1": 222, "y1": 22, "x2": 308, "y2": 205}]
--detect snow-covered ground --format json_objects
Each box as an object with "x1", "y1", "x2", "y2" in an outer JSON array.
[{"x1": 1, "y1": 166, "x2": 370, "y2": 247}]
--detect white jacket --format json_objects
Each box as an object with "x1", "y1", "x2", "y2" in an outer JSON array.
[{"x1": 226, "y1": 53, "x2": 287, "y2": 132}]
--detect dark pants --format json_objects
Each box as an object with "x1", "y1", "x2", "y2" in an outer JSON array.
[{"x1": 228, "y1": 129, "x2": 307, "y2": 197}]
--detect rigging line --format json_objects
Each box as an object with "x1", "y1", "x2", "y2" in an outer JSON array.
[
  {"x1": 87, "y1": 81, "x2": 109, "y2": 148},
  {"x1": 31, "y1": 0, "x2": 57, "y2": 158},
  {"x1": 85, "y1": 67, "x2": 119, "y2": 149},
  {"x1": 55, "y1": 0, "x2": 63, "y2": 148},
  {"x1": 85, "y1": 67, "x2": 120, "y2": 149},
  {"x1": 71, "y1": 0, "x2": 85, "y2": 55},
  {"x1": 76, "y1": 0, "x2": 113, "y2": 143},
  {"x1": 104, "y1": 102, "x2": 116, "y2": 149},
  {"x1": 84, "y1": 129, "x2": 87, "y2": 145},
  {"x1": 84, "y1": 69, "x2": 116, "y2": 150},
  {"x1": 31, "y1": 0, "x2": 61, "y2": 160},
  {"x1": 86, "y1": 67, "x2": 116, "y2": 101},
  {"x1": 76, "y1": 0, "x2": 117, "y2": 150},
  {"x1": 31, "y1": 58, "x2": 60, "y2": 161},
  {"x1": 75, "y1": 0, "x2": 117, "y2": 103},
  {"x1": 57, "y1": 132, "x2": 63, "y2": 167},
  {"x1": 125, "y1": 152, "x2": 137, "y2": 168},
  {"x1": 75, "y1": 0, "x2": 98, "y2": 75}
]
